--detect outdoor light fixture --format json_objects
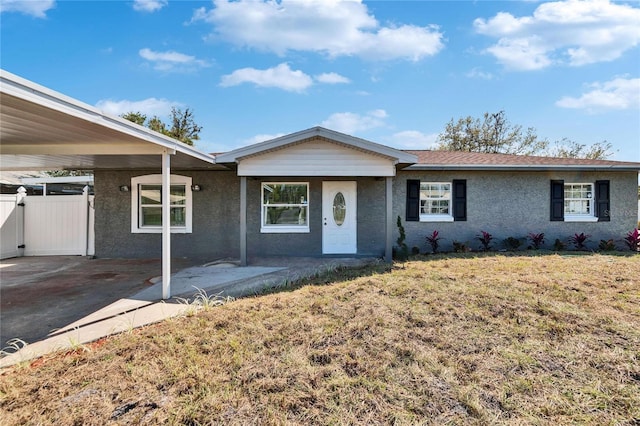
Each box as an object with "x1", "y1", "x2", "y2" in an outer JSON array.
[
  {"x1": 119, "y1": 185, "x2": 130, "y2": 192},
  {"x1": 191, "y1": 184, "x2": 202, "y2": 192}
]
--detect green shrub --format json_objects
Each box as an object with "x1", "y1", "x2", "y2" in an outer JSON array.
[
  {"x1": 553, "y1": 238, "x2": 566, "y2": 251},
  {"x1": 394, "y1": 216, "x2": 409, "y2": 261},
  {"x1": 453, "y1": 241, "x2": 470, "y2": 253},
  {"x1": 598, "y1": 239, "x2": 617, "y2": 251},
  {"x1": 503, "y1": 237, "x2": 523, "y2": 251}
]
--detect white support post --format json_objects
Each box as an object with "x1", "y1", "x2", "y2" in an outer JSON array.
[
  {"x1": 240, "y1": 176, "x2": 247, "y2": 266},
  {"x1": 82, "y1": 185, "x2": 89, "y2": 256},
  {"x1": 385, "y1": 177, "x2": 393, "y2": 263},
  {"x1": 162, "y1": 150, "x2": 171, "y2": 299}
]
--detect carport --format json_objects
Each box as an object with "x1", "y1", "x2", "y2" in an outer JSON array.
[{"x1": 0, "y1": 69, "x2": 220, "y2": 299}]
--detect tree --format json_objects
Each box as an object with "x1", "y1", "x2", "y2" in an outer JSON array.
[
  {"x1": 147, "y1": 116, "x2": 167, "y2": 135},
  {"x1": 436, "y1": 111, "x2": 548, "y2": 156},
  {"x1": 120, "y1": 107, "x2": 202, "y2": 146},
  {"x1": 165, "y1": 107, "x2": 202, "y2": 146},
  {"x1": 547, "y1": 138, "x2": 613, "y2": 160},
  {"x1": 120, "y1": 112, "x2": 146, "y2": 126},
  {"x1": 436, "y1": 111, "x2": 611, "y2": 159},
  {"x1": 44, "y1": 170, "x2": 93, "y2": 177}
]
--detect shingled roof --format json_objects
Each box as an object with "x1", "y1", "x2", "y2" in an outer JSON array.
[{"x1": 402, "y1": 150, "x2": 640, "y2": 171}]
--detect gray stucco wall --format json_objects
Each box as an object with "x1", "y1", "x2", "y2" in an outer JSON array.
[
  {"x1": 394, "y1": 170, "x2": 639, "y2": 253},
  {"x1": 94, "y1": 170, "x2": 240, "y2": 260},
  {"x1": 246, "y1": 177, "x2": 386, "y2": 258},
  {"x1": 95, "y1": 173, "x2": 387, "y2": 259}
]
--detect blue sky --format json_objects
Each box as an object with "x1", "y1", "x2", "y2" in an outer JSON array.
[{"x1": 1, "y1": 0, "x2": 639, "y2": 161}]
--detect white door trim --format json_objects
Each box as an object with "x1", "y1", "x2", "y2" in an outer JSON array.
[{"x1": 322, "y1": 181, "x2": 357, "y2": 254}]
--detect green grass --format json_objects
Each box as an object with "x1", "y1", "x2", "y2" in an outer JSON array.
[{"x1": 1, "y1": 253, "x2": 639, "y2": 425}]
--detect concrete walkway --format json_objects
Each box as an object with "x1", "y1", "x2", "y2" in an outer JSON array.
[{"x1": 0, "y1": 257, "x2": 375, "y2": 368}]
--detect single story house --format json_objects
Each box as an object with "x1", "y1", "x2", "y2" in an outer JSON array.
[
  {"x1": 2, "y1": 69, "x2": 639, "y2": 297},
  {"x1": 96, "y1": 129, "x2": 640, "y2": 262}
]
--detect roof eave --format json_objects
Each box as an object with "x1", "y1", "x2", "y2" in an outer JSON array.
[
  {"x1": 403, "y1": 164, "x2": 640, "y2": 172},
  {"x1": 0, "y1": 69, "x2": 215, "y2": 166},
  {"x1": 216, "y1": 126, "x2": 418, "y2": 164}
]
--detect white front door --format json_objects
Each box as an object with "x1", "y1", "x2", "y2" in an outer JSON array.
[{"x1": 322, "y1": 181, "x2": 357, "y2": 254}]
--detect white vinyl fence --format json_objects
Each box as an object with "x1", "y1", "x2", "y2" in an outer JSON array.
[{"x1": 0, "y1": 187, "x2": 94, "y2": 259}]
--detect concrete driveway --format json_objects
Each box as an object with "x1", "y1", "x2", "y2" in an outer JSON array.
[
  {"x1": 0, "y1": 256, "x2": 199, "y2": 349},
  {"x1": 1, "y1": 255, "x2": 376, "y2": 365}
]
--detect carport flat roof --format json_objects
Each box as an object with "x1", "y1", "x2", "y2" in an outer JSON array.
[{"x1": 0, "y1": 69, "x2": 223, "y2": 171}]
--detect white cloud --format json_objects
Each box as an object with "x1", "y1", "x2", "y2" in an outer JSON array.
[
  {"x1": 466, "y1": 67, "x2": 494, "y2": 80},
  {"x1": 220, "y1": 63, "x2": 313, "y2": 93},
  {"x1": 474, "y1": 0, "x2": 640, "y2": 70},
  {"x1": 241, "y1": 133, "x2": 287, "y2": 146},
  {"x1": 320, "y1": 110, "x2": 388, "y2": 134},
  {"x1": 387, "y1": 130, "x2": 439, "y2": 149},
  {"x1": 0, "y1": 0, "x2": 55, "y2": 18},
  {"x1": 139, "y1": 48, "x2": 209, "y2": 72},
  {"x1": 95, "y1": 98, "x2": 180, "y2": 118},
  {"x1": 315, "y1": 72, "x2": 350, "y2": 84},
  {"x1": 192, "y1": 0, "x2": 444, "y2": 61},
  {"x1": 133, "y1": 0, "x2": 167, "y2": 13},
  {"x1": 556, "y1": 77, "x2": 640, "y2": 112}
]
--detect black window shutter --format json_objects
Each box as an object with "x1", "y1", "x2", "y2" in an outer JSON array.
[
  {"x1": 595, "y1": 180, "x2": 610, "y2": 222},
  {"x1": 550, "y1": 180, "x2": 564, "y2": 221},
  {"x1": 452, "y1": 179, "x2": 467, "y2": 221},
  {"x1": 406, "y1": 180, "x2": 420, "y2": 221}
]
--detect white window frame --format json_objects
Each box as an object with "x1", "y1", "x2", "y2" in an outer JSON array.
[
  {"x1": 261, "y1": 182, "x2": 310, "y2": 233},
  {"x1": 130, "y1": 174, "x2": 193, "y2": 233},
  {"x1": 419, "y1": 182, "x2": 454, "y2": 222},
  {"x1": 564, "y1": 182, "x2": 598, "y2": 222}
]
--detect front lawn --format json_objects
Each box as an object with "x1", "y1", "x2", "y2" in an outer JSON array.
[{"x1": 1, "y1": 253, "x2": 638, "y2": 425}]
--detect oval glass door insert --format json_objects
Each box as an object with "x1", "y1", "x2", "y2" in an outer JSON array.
[{"x1": 333, "y1": 192, "x2": 346, "y2": 226}]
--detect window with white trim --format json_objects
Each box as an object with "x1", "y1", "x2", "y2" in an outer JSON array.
[
  {"x1": 564, "y1": 183, "x2": 595, "y2": 221},
  {"x1": 420, "y1": 182, "x2": 454, "y2": 222},
  {"x1": 261, "y1": 182, "x2": 309, "y2": 233},
  {"x1": 131, "y1": 174, "x2": 192, "y2": 233}
]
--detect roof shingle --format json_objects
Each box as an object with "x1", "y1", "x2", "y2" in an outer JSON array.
[{"x1": 402, "y1": 150, "x2": 640, "y2": 170}]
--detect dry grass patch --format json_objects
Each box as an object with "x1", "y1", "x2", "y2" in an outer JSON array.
[{"x1": 1, "y1": 253, "x2": 639, "y2": 425}]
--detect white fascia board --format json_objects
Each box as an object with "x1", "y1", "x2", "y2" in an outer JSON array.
[
  {"x1": 403, "y1": 164, "x2": 640, "y2": 172},
  {"x1": 0, "y1": 69, "x2": 214, "y2": 165},
  {"x1": 216, "y1": 126, "x2": 418, "y2": 164}
]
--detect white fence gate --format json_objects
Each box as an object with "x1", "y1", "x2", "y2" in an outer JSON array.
[
  {"x1": 0, "y1": 188, "x2": 94, "y2": 259},
  {"x1": 0, "y1": 193, "x2": 23, "y2": 259}
]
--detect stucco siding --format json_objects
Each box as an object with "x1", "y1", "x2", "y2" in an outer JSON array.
[
  {"x1": 94, "y1": 170, "x2": 240, "y2": 260},
  {"x1": 246, "y1": 177, "x2": 386, "y2": 258},
  {"x1": 394, "y1": 170, "x2": 638, "y2": 253},
  {"x1": 96, "y1": 172, "x2": 387, "y2": 260},
  {"x1": 95, "y1": 168, "x2": 636, "y2": 259}
]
